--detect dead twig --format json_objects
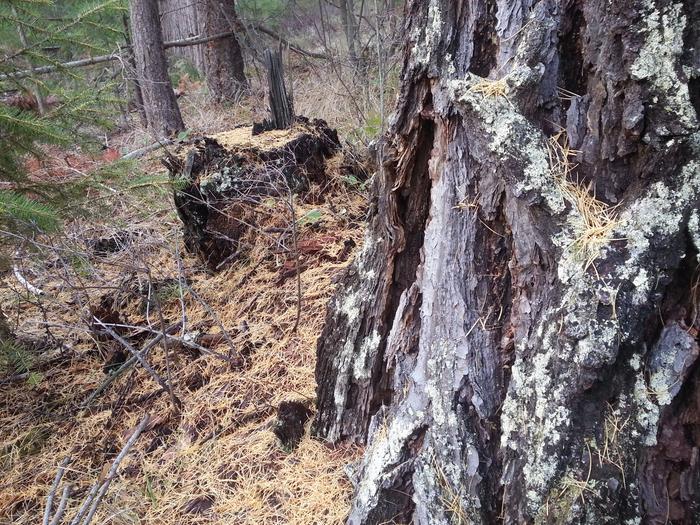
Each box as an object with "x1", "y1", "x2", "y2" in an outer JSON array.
[
  {"x1": 43, "y1": 457, "x2": 72, "y2": 525},
  {"x1": 288, "y1": 192, "x2": 302, "y2": 333},
  {"x1": 76, "y1": 414, "x2": 151, "y2": 525},
  {"x1": 186, "y1": 286, "x2": 237, "y2": 355},
  {"x1": 146, "y1": 267, "x2": 179, "y2": 412},
  {"x1": 48, "y1": 485, "x2": 73, "y2": 525},
  {"x1": 93, "y1": 317, "x2": 181, "y2": 409},
  {"x1": 82, "y1": 321, "x2": 181, "y2": 408},
  {"x1": 13, "y1": 264, "x2": 45, "y2": 296}
]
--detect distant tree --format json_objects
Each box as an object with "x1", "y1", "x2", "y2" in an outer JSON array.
[
  {"x1": 159, "y1": 0, "x2": 205, "y2": 72},
  {"x1": 129, "y1": 0, "x2": 184, "y2": 137},
  {"x1": 198, "y1": 0, "x2": 247, "y2": 101},
  {"x1": 339, "y1": 0, "x2": 359, "y2": 68}
]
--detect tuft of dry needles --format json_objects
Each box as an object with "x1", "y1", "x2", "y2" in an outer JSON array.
[
  {"x1": 470, "y1": 77, "x2": 508, "y2": 99},
  {"x1": 547, "y1": 130, "x2": 621, "y2": 270}
]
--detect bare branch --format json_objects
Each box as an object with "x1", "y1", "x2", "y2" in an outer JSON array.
[
  {"x1": 82, "y1": 322, "x2": 181, "y2": 408},
  {"x1": 13, "y1": 265, "x2": 45, "y2": 296},
  {"x1": 48, "y1": 485, "x2": 73, "y2": 525},
  {"x1": 79, "y1": 414, "x2": 151, "y2": 525},
  {"x1": 0, "y1": 24, "x2": 327, "y2": 82},
  {"x1": 93, "y1": 317, "x2": 181, "y2": 409},
  {"x1": 43, "y1": 457, "x2": 72, "y2": 525}
]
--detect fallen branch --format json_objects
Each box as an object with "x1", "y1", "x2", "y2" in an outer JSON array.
[
  {"x1": 71, "y1": 414, "x2": 151, "y2": 525},
  {"x1": 68, "y1": 484, "x2": 97, "y2": 525},
  {"x1": 186, "y1": 287, "x2": 237, "y2": 355},
  {"x1": 0, "y1": 25, "x2": 327, "y2": 82},
  {"x1": 93, "y1": 317, "x2": 181, "y2": 409},
  {"x1": 121, "y1": 138, "x2": 173, "y2": 160},
  {"x1": 43, "y1": 457, "x2": 72, "y2": 525},
  {"x1": 13, "y1": 264, "x2": 45, "y2": 296},
  {"x1": 82, "y1": 321, "x2": 181, "y2": 408},
  {"x1": 48, "y1": 485, "x2": 72, "y2": 525}
]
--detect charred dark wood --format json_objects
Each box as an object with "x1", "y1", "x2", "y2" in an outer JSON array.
[
  {"x1": 272, "y1": 400, "x2": 313, "y2": 450},
  {"x1": 265, "y1": 49, "x2": 294, "y2": 130}
]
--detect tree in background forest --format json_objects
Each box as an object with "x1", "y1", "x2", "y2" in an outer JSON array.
[
  {"x1": 129, "y1": 0, "x2": 184, "y2": 137},
  {"x1": 199, "y1": 0, "x2": 247, "y2": 101},
  {"x1": 314, "y1": 0, "x2": 700, "y2": 524},
  {"x1": 159, "y1": 0, "x2": 205, "y2": 71},
  {"x1": 159, "y1": 0, "x2": 247, "y2": 102}
]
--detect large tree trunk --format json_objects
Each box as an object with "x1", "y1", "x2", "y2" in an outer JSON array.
[
  {"x1": 198, "y1": 0, "x2": 247, "y2": 101},
  {"x1": 314, "y1": 1, "x2": 700, "y2": 524},
  {"x1": 130, "y1": 0, "x2": 185, "y2": 137},
  {"x1": 159, "y1": 0, "x2": 205, "y2": 72}
]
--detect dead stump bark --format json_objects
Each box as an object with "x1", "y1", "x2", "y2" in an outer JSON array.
[{"x1": 164, "y1": 118, "x2": 340, "y2": 269}]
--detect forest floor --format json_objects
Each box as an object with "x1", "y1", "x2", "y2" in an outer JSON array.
[{"x1": 0, "y1": 79, "x2": 370, "y2": 524}]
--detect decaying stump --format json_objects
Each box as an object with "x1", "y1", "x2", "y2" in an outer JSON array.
[
  {"x1": 164, "y1": 118, "x2": 340, "y2": 269},
  {"x1": 265, "y1": 49, "x2": 294, "y2": 130}
]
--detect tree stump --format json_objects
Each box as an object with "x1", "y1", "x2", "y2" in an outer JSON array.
[
  {"x1": 164, "y1": 118, "x2": 340, "y2": 270},
  {"x1": 265, "y1": 49, "x2": 294, "y2": 130}
]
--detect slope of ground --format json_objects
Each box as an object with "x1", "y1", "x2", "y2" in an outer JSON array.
[{"x1": 0, "y1": 109, "x2": 368, "y2": 523}]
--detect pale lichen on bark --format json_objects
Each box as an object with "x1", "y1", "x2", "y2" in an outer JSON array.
[{"x1": 315, "y1": 0, "x2": 700, "y2": 521}]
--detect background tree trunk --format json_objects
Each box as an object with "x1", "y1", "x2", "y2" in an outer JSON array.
[
  {"x1": 340, "y1": 0, "x2": 360, "y2": 68},
  {"x1": 122, "y1": 14, "x2": 147, "y2": 127},
  {"x1": 159, "y1": 0, "x2": 205, "y2": 72},
  {"x1": 130, "y1": 0, "x2": 185, "y2": 138},
  {"x1": 314, "y1": 1, "x2": 700, "y2": 524},
  {"x1": 198, "y1": 0, "x2": 247, "y2": 101}
]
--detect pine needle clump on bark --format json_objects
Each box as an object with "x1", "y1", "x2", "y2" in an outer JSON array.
[
  {"x1": 469, "y1": 76, "x2": 510, "y2": 104},
  {"x1": 547, "y1": 130, "x2": 621, "y2": 270}
]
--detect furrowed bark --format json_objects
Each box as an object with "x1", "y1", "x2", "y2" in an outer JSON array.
[
  {"x1": 130, "y1": 0, "x2": 185, "y2": 138},
  {"x1": 198, "y1": 0, "x2": 247, "y2": 102},
  {"x1": 314, "y1": 0, "x2": 700, "y2": 524},
  {"x1": 159, "y1": 0, "x2": 205, "y2": 72}
]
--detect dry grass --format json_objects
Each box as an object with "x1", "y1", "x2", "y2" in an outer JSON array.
[
  {"x1": 470, "y1": 77, "x2": 508, "y2": 99},
  {"x1": 0, "y1": 114, "x2": 367, "y2": 523},
  {"x1": 431, "y1": 454, "x2": 468, "y2": 525},
  {"x1": 597, "y1": 404, "x2": 629, "y2": 487},
  {"x1": 469, "y1": 76, "x2": 512, "y2": 107},
  {"x1": 547, "y1": 130, "x2": 621, "y2": 270}
]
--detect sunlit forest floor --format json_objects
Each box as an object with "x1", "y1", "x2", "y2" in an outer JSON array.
[{"x1": 0, "y1": 72, "x2": 372, "y2": 523}]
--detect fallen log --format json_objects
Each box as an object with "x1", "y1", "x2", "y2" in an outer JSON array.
[{"x1": 164, "y1": 118, "x2": 340, "y2": 269}]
